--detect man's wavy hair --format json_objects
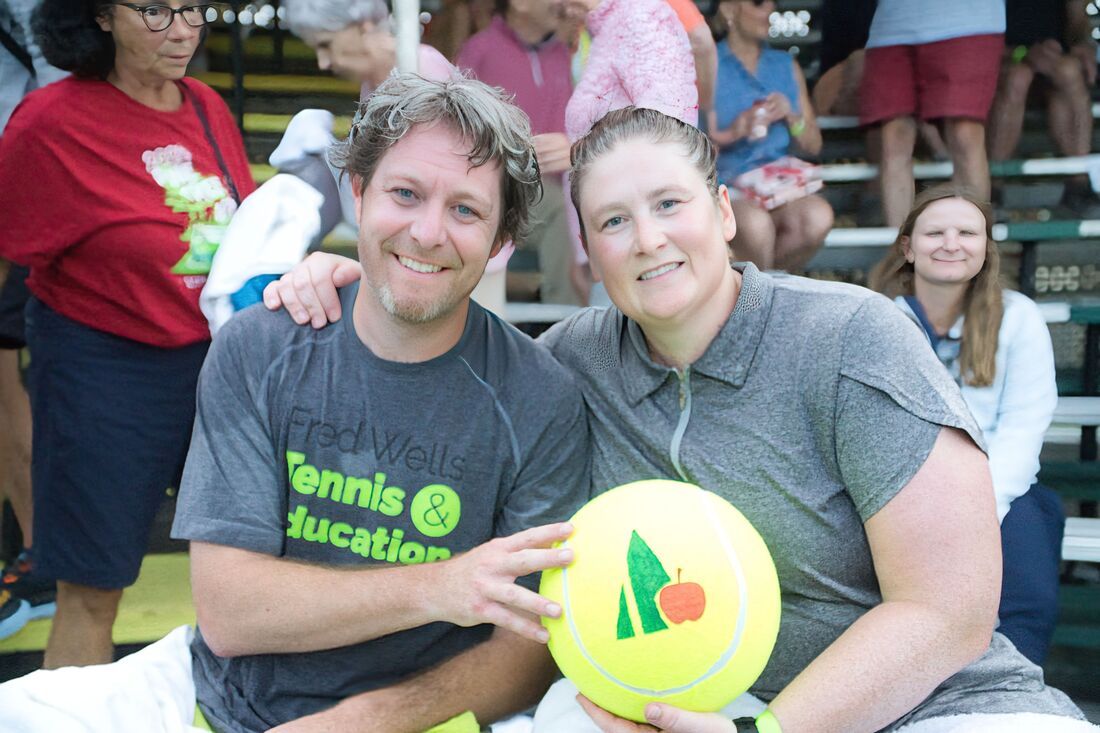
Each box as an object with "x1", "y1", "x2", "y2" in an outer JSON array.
[
  {"x1": 869, "y1": 183, "x2": 1003, "y2": 387},
  {"x1": 34, "y1": 0, "x2": 116, "y2": 78},
  {"x1": 330, "y1": 72, "x2": 542, "y2": 247}
]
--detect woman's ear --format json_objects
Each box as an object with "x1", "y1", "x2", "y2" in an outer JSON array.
[
  {"x1": 95, "y1": 7, "x2": 113, "y2": 32},
  {"x1": 900, "y1": 236, "x2": 914, "y2": 263},
  {"x1": 718, "y1": 184, "x2": 736, "y2": 242}
]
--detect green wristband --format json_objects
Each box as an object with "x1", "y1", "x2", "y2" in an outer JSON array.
[
  {"x1": 1011, "y1": 44, "x2": 1028, "y2": 64},
  {"x1": 756, "y1": 709, "x2": 783, "y2": 733},
  {"x1": 788, "y1": 117, "x2": 806, "y2": 137}
]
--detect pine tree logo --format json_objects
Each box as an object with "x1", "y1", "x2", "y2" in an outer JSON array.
[{"x1": 617, "y1": 530, "x2": 707, "y2": 640}]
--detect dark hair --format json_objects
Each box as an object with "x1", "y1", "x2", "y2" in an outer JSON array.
[
  {"x1": 331, "y1": 73, "x2": 542, "y2": 247},
  {"x1": 34, "y1": 0, "x2": 116, "y2": 78},
  {"x1": 868, "y1": 183, "x2": 1003, "y2": 387}
]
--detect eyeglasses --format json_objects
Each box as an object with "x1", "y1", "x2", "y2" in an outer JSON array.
[{"x1": 115, "y1": 3, "x2": 219, "y2": 32}]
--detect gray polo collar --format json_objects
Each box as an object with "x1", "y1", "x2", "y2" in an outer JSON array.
[{"x1": 620, "y1": 263, "x2": 773, "y2": 405}]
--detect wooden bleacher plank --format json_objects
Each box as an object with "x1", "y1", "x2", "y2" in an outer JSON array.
[
  {"x1": 1064, "y1": 518, "x2": 1100, "y2": 563},
  {"x1": 243, "y1": 112, "x2": 352, "y2": 137},
  {"x1": 824, "y1": 220, "x2": 1100, "y2": 248},
  {"x1": 192, "y1": 71, "x2": 359, "y2": 97},
  {"x1": 0, "y1": 554, "x2": 193, "y2": 653},
  {"x1": 819, "y1": 155, "x2": 1100, "y2": 184},
  {"x1": 202, "y1": 33, "x2": 317, "y2": 61}
]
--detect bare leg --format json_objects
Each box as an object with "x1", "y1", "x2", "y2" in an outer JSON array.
[
  {"x1": 944, "y1": 118, "x2": 991, "y2": 201},
  {"x1": 0, "y1": 350, "x2": 32, "y2": 548},
  {"x1": 1047, "y1": 54, "x2": 1091, "y2": 157},
  {"x1": 878, "y1": 117, "x2": 918, "y2": 227},
  {"x1": 987, "y1": 60, "x2": 1035, "y2": 161},
  {"x1": 44, "y1": 582, "x2": 123, "y2": 668},
  {"x1": 771, "y1": 195, "x2": 834, "y2": 271},
  {"x1": 728, "y1": 201, "x2": 777, "y2": 270}
]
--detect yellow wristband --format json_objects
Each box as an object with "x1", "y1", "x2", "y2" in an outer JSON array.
[
  {"x1": 756, "y1": 709, "x2": 783, "y2": 733},
  {"x1": 787, "y1": 117, "x2": 805, "y2": 137}
]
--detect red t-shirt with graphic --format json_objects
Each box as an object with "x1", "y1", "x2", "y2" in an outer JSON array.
[{"x1": 0, "y1": 76, "x2": 255, "y2": 348}]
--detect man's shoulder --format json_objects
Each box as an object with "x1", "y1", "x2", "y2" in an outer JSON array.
[
  {"x1": 213, "y1": 301, "x2": 344, "y2": 372},
  {"x1": 473, "y1": 307, "x2": 581, "y2": 391},
  {"x1": 537, "y1": 306, "x2": 622, "y2": 376}
]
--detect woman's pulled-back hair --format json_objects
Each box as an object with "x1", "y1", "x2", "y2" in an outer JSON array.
[
  {"x1": 330, "y1": 72, "x2": 542, "y2": 247},
  {"x1": 282, "y1": 0, "x2": 389, "y2": 41},
  {"x1": 569, "y1": 106, "x2": 718, "y2": 241},
  {"x1": 34, "y1": 0, "x2": 115, "y2": 78},
  {"x1": 868, "y1": 183, "x2": 1003, "y2": 387}
]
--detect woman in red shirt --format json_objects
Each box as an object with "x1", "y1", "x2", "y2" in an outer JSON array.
[{"x1": 0, "y1": 0, "x2": 254, "y2": 665}]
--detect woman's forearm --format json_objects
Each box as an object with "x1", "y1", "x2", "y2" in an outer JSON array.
[{"x1": 768, "y1": 599, "x2": 993, "y2": 733}]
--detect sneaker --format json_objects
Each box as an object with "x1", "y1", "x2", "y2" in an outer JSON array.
[
  {"x1": 0, "y1": 589, "x2": 30, "y2": 640},
  {"x1": 1, "y1": 551, "x2": 57, "y2": 621}
]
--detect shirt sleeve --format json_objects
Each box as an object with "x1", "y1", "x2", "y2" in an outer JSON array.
[
  {"x1": 665, "y1": 0, "x2": 705, "y2": 33},
  {"x1": 612, "y1": 0, "x2": 699, "y2": 126},
  {"x1": 835, "y1": 295, "x2": 986, "y2": 521},
  {"x1": 0, "y1": 95, "x2": 89, "y2": 265},
  {"x1": 170, "y1": 310, "x2": 287, "y2": 555},
  {"x1": 981, "y1": 294, "x2": 1057, "y2": 521},
  {"x1": 495, "y1": 360, "x2": 592, "y2": 590}
]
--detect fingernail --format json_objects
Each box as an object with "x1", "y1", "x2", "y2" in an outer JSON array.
[
  {"x1": 645, "y1": 704, "x2": 662, "y2": 723},
  {"x1": 546, "y1": 602, "x2": 561, "y2": 618},
  {"x1": 558, "y1": 549, "x2": 573, "y2": 563},
  {"x1": 538, "y1": 628, "x2": 550, "y2": 643}
]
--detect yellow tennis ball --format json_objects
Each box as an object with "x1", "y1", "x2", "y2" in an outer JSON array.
[{"x1": 540, "y1": 479, "x2": 781, "y2": 723}]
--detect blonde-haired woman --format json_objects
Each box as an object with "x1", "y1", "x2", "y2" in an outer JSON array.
[{"x1": 870, "y1": 183, "x2": 1062, "y2": 666}]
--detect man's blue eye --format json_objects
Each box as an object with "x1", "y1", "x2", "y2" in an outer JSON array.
[
  {"x1": 604, "y1": 216, "x2": 623, "y2": 228},
  {"x1": 659, "y1": 200, "x2": 677, "y2": 209},
  {"x1": 395, "y1": 188, "x2": 414, "y2": 199},
  {"x1": 456, "y1": 205, "x2": 474, "y2": 217}
]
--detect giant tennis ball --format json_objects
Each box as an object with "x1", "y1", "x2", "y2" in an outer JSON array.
[{"x1": 540, "y1": 479, "x2": 780, "y2": 722}]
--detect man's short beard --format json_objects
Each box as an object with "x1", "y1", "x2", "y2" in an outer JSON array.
[{"x1": 375, "y1": 282, "x2": 460, "y2": 324}]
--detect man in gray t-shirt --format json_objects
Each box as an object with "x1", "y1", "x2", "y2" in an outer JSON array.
[{"x1": 171, "y1": 74, "x2": 590, "y2": 733}]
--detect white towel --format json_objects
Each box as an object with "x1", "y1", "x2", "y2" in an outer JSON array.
[
  {"x1": 0, "y1": 625, "x2": 201, "y2": 733},
  {"x1": 200, "y1": 174, "x2": 323, "y2": 335}
]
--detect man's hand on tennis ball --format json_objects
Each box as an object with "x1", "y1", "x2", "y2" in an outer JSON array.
[
  {"x1": 428, "y1": 522, "x2": 574, "y2": 643},
  {"x1": 578, "y1": 695, "x2": 737, "y2": 733}
]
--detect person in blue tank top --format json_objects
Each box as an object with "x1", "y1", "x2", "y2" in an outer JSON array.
[{"x1": 707, "y1": 0, "x2": 832, "y2": 272}]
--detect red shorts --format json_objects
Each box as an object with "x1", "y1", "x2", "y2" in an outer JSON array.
[{"x1": 860, "y1": 33, "x2": 1005, "y2": 125}]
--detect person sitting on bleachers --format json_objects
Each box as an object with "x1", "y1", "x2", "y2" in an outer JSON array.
[
  {"x1": 871, "y1": 183, "x2": 1064, "y2": 667},
  {"x1": 987, "y1": 0, "x2": 1100, "y2": 218},
  {"x1": 861, "y1": 0, "x2": 1005, "y2": 227},
  {"x1": 707, "y1": 0, "x2": 832, "y2": 271}
]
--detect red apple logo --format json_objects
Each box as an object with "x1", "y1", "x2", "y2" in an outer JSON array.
[{"x1": 658, "y1": 569, "x2": 706, "y2": 624}]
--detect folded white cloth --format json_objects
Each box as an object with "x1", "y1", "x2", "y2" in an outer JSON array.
[
  {"x1": 0, "y1": 625, "x2": 201, "y2": 733},
  {"x1": 532, "y1": 678, "x2": 765, "y2": 733},
  {"x1": 268, "y1": 109, "x2": 336, "y2": 169},
  {"x1": 201, "y1": 174, "x2": 323, "y2": 335}
]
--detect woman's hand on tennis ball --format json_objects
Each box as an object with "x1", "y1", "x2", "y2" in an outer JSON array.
[
  {"x1": 431, "y1": 522, "x2": 575, "y2": 643},
  {"x1": 578, "y1": 695, "x2": 737, "y2": 733}
]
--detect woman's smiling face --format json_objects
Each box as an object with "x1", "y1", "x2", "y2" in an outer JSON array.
[{"x1": 578, "y1": 138, "x2": 737, "y2": 329}]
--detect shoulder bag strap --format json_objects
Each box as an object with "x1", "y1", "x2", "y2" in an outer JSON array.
[{"x1": 179, "y1": 81, "x2": 241, "y2": 204}]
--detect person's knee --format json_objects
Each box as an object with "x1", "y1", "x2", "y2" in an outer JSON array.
[
  {"x1": 944, "y1": 120, "x2": 986, "y2": 157},
  {"x1": 1049, "y1": 54, "x2": 1086, "y2": 92},
  {"x1": 803, "y1": 197, "x2": 834, "y2": 243},
  {"x1": 880, "y1": 118, "x2": 918, "y2": 153},
  {"x1": 57, "y1": 582, "x2": 123, "y2": 622},
  {"x1": 1000, "y1": 62, "x2": 1035, "y2": 102}
]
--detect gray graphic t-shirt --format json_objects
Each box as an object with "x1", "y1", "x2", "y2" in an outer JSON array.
[{"x1": 172, "y1": 285, "x2": 590, "y2": 732}]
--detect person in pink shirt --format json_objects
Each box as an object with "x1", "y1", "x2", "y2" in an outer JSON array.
[
  {"x1": 457, "y1": 0, "x2": 582, "y2": 306},
  {"x1": 563, "y1": 0, "x2": 697, "y2": 141}
]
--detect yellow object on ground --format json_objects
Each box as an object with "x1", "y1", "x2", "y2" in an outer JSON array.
[{"x1": 0, "y1": 553, "x2": 195, "y2": 653}]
